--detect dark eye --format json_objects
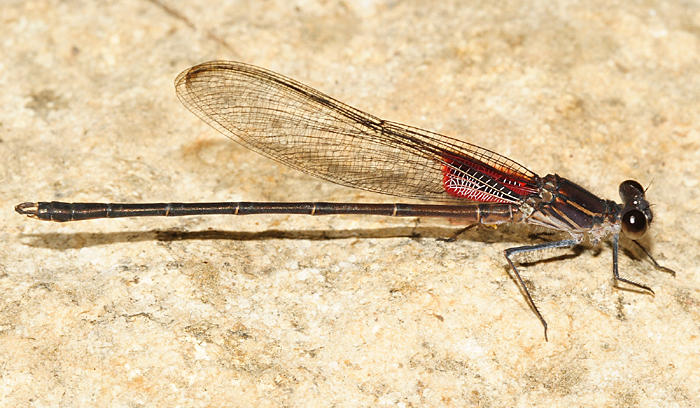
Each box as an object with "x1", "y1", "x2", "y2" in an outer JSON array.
[
  {"x1": 621, "y1": 209, "x2": 648, "y2": 239},
  {"x1": 619, "y1": 180, "x2": 645, "y2": 204}
]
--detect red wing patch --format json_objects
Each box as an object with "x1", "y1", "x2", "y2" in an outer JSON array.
[{"x1": 441, "y1": 155, "x2": 537, "y2": 203}]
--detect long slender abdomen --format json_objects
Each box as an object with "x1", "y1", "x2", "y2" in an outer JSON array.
[{"x1": 16, "y1": 201, "x2": 523, "y2": 225}]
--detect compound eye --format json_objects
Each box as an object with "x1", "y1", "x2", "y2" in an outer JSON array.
[
  {"x1": 619, "y1": 180, "x2": 645, "y2": 204},
  {"x1": 621, "y1": 209, "x2": 648, "y2": 239}
]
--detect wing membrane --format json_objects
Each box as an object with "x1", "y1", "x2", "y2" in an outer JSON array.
[{"x1": 175, "y1": 61, "x2": 539, "y2": 204}]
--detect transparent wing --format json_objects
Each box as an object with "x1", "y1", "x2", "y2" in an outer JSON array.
[{"x1": 175, "y1": 61, "x2": 539, "y2": 204}]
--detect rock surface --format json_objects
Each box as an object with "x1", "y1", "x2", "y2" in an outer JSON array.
[{"x1": 1, "y1": 1, "x2": 698, "y2": 406}]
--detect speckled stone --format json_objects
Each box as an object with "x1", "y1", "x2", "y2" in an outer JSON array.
[{"x1": 1, "y1": 1, "x2": 698, "y2": 406}]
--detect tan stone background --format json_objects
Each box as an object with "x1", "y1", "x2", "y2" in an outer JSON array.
[{"x1": 1, "y1": 0, "x2": 698, "y2": 406}]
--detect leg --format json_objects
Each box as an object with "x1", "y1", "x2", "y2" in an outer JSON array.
[
  {"x1": 632, "y1": 240, "x2": 677, "y2": 277},
  {"x1": 612, "y1": 234, "x2": 655, "y2": 295},
  {"x1": 504, "y1": 238, "x2": 579, "y2": 341}
]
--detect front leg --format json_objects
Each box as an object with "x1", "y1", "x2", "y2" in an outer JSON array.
[{"x1": 612, "y1": 234, "x2": 655, "y2": 294}]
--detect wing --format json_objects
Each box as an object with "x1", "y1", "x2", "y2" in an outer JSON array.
[{"x1": 175, "y1": 61, "x2": 539, "y2": 204}]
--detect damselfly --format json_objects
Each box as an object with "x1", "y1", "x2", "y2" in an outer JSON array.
[{"x1": 16, "y1": 61, "x2": 675, "y2": 339}]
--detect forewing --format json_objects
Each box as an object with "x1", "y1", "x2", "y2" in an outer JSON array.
[{"x1": 175, "y1": 61, "x2": 538, "y2": 203}]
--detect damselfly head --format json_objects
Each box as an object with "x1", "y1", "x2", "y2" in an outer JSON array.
[{"x1": 619, "y1": 180, "x2": 652, "y2": 239}]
